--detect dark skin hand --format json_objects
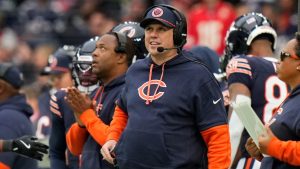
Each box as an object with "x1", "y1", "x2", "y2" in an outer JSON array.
[
  {"x1": 258, "y1": 126, "x2": 275, "y2": 154},
  {"x1": 65, "y1": 87, "x2": 94, "y2": 126},
  {"x1": 245, "y1": 137, "x2": 263, "y2": 161},
  {"x1": 245, "y1": 126, "x2": 274, "y2": 161}
]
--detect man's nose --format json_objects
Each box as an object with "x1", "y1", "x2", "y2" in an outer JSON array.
[{"x1": 150, "y1": 30, "x2": 159, "y2": 37}]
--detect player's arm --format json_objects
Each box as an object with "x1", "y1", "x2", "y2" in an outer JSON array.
[
  {"x1": 267, "y1": 138, "x2": 300, "y2": 165},
  {"x1": 49, "y1": 113, "x2": 69, "y2": 168},
  {"x1": 0, "y1": 135, "x2": 48, "y2": 169},
  {"x1": 226, "y1": 58, "x2": 252, "y2": 167},
  {"x1": 196, "y1": 77, "x2": 231, "y2": 169},
  {"x1": 49, "y1": 93, "x2": 71, "y2": 168},
  {"x1": 0, "y1": 136, "x2": 48, "y2": 160},
  {"x1": 101, "y1": 106, "x2": 128, "y2": 164},
  {"x1": 226, "y1": 57, "x2": 252, "y2": 119},
  {"x1": 78, "y1": 109, "x2": 110, "y2": 145},
  {"x1": 66, "y1": 123, "x2": 88, "y2": 156},
  {"x1": 64, "y1": 87, "x2": 92, "y2": 155},
  {"x1": 200, "y1": 124, "x2": 231, "y2": 169},
  {"x1": 227, "y1": 83, "x2": 251, "y2": 167},
  {"x1": 258, "y1": 126, "x2": 300, "y2": 166},
  {"x1": 228, "y1": 83, "x2": 251, "y2": 118},
  {"x1": 106, "y1": 87, "x2": 129, "y2": 142},
  {"x1": 78, "y1": 105, "x2": 128, "y2": 148}
]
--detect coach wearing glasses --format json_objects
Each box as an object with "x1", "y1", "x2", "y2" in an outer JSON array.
[{"x1": 246, "y1": 32, "x2": 300, "y2": 168}]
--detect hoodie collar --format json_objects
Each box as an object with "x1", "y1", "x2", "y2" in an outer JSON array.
[
  {"x1": 102, "y1": 74, "x2": 125, "y2": 91},
  {"x1": 289, "y1": 85, "x2": 300, "y2": 97},
  {"x1": 145, "y1": 50, "x2": 190, "y2": 67},
  {"x1": 0, "y1": 94, "x2": 33, "y2": 117}
]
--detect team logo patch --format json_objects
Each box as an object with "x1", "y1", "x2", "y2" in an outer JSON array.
[
  {"x1": 138, "y1": 80, "x2": 166, "y2": 102},
  {"x1": 49, "y1": 55, "x2": 57, "y2": 68},
  {"x1": 246, "y1": 17, "x2": 256, "y2": 24},
  {"x1": 152, "y1": 7, "x2": 163, "y2": 17}
]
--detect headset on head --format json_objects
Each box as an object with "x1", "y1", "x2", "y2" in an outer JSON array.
[
  {"x1": 143, "y1": 4, "x2": 187, "y2": 48},
  {"x1": 111, "y1": 32, "x2": 128, "y2": 53}
]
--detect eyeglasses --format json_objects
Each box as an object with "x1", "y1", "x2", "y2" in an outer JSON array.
[{"x1": 280, "y1": 51, "x2": 300, "y2": 61}]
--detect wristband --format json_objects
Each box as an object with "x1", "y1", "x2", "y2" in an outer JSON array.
[{"x1": 2, "y1": 140, "x2": 13, "y2": 152}]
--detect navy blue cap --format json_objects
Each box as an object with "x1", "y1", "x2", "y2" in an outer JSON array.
[
  {"x1": 41, "y1": 46, "x2": 75, "y2": 75},
  {"x1": 0, "y1": 63, "x2": 24, "y2": 89},
  {"x1": 140, "y1": 6, "x2": 177, "y2": 28}
]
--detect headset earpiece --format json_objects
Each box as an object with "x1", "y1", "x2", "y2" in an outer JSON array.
[
  {"x1": 113, "y1": 32, "x2": 127, "y2": 53},
  {"x1": 161, "y1": 5, "x2": 187, "y2": 47}
]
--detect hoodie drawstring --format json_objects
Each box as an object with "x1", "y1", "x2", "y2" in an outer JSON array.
[{"x1": 145, "y1": 63, "x2": 165, "y2": 104}]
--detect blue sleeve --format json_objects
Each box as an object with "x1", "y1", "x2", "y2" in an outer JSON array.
[
  {"x1": 49, "y1": 92, "x2": 68, "y2": 169},
  {"x1": 49, "y1": 113, "x2": 68, "y2": 169},
  {"x1": 195, "y1": 78, "x2": 228, "y2": 131},
  {"x1": 0, "y1": 109, "x2": 34, "y2": 167},
  {"x1": 0, "y1": 125, "x2": 19, "y2": 167},
  {"x1": 226, "y1": 57, "x2": 252, "y2": 87}
]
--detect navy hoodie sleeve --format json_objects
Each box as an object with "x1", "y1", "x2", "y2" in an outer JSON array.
[
  {"x1": 195, "y1": 78, "x2": 228, "y2": 131},
  {"x1": 50, "y1": 91, "x2": 79, "y2": 169},
  {"x1": 0, "y1": 108, "x2": 36, "y2": 169},
  {"x1": 0, "y1": 124, "x2": 19, "y2": 168},
  {"x1": 49, "y1": 92, "x2": 70, "y2": 169},
  {"x1": 50, "y1": 114, "x2": 68, "y2": 169}
]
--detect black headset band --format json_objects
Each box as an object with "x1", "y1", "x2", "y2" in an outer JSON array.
[{"x1": 111, "y1": 32, "x2": 127, "y2": 53}]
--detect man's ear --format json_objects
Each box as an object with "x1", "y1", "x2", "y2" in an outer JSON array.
[
  {"x1": 0, "y1": 81, "x2": 6, "y2": 93},
  {"x1": 116, "y1": 53, "x2": 127, "y2": 64}
]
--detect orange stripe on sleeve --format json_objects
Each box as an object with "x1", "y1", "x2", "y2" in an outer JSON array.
[
  {"x1": 245, "y1": 158, "x2": 253, "y2": 169},
  {"x1": 107, "y1": 106, "x2": 128, "y2": 142},
  {"x1": 66, "y1": 123, "x2": 89, "y2": 156},
  {"x1": 200, "y1": 124, "x2": 231, "y2": 169},
  {"x1": 0, "y1": 162, "x2": 10, "y2": 169},
  {"x1": 79, "y1": 109, "x2": 110, "y2": 146},
  {"x1": 51, "y1": 95, "x2": 57, "y2": 102},
  {"x1": 50, "y1": 100, "x2": 59, "y2": 109},
  {"x1": 50, "y1": 106, "x2": 62, "y2": 118},
  {"x1": 267, "y1": 137, "x2": 300, "y2": 166}
]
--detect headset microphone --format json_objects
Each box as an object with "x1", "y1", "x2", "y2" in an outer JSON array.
[{"x1": 157, "y1": 47, "x2": 178, "y2": 53}]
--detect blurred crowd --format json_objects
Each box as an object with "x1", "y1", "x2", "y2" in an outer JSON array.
[
  {"x1": 0, "y1": 0, "x2": 297, "y2": 168},
  {"x1": 0, "y1": 0, "x2": 297, "y2": 84}
]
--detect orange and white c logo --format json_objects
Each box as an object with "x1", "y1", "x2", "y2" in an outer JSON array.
[{"x1": 138, "y1": 80, "x2": 167, "y2": 102}]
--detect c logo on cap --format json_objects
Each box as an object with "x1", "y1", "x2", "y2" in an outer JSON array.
[
  {"x1": 152, "y1": 7, "x2": 163, "y2": 17},
  {"x1": 49, "y1": 55, "x2": 58, "y2": 68}
]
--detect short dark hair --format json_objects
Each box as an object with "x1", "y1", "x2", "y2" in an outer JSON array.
[{"x1": 124, "y1": 36, "x2": 136, "y2": 66}]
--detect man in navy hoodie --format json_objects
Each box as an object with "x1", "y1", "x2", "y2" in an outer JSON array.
[
  {"x1": 65, "y1": 32, "x2": 135, "y2": 169},
  {"x1": 0, "y1": 63, "x2": 37, "y2": 169},
  {"x1": 101, "y1": 4, "x2": 231, "y2": 169}
]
